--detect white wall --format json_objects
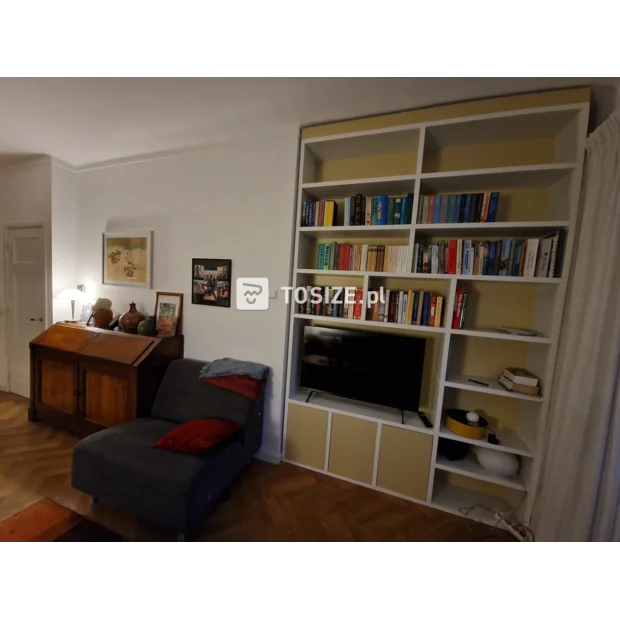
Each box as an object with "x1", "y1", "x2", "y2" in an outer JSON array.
[
  {"x1": 0, "y1": 156, "x2": 52, "y2": 390},
  {"x1": 51, "y1": 161, "x2": 80, "y2": 322},
  {"x1": 75, "y1": 127, "x2": 299, "y2": 459}
]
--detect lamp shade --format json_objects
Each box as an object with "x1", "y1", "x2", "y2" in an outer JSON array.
[{"x1": 57, "y1": 288, "x2": 88, "y2": 301}]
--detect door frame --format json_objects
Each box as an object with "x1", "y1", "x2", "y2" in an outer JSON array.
[{"x1": 2, "y1": 222, "x2": 52, "y2": 393}]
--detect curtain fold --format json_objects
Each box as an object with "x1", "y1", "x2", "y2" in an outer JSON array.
[{"x1": 533, "y1": 111, "x2": 620, "y2": 542}]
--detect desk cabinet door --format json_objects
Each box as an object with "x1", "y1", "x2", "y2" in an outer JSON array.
[
  {"x1": 78, "y1": 361, "x2": 137, "y2": 434},
  {"x1": 31, "y1": 351, "x2": 79, "y2": 432}
]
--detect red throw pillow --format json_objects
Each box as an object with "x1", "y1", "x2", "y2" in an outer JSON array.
[
  {"x1": 204, "y1": 375, "x2": 264, "y2": 402},
  {"x1": 153, "y1": 419, "x2": 241, "y2": 454}
]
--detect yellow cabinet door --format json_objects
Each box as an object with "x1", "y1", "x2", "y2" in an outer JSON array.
[{"x1": 377, "y1": 426, "x2": 433, "y2": 501}]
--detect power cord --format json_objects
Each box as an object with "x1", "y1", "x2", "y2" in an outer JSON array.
[{"x1": 459, "y1": 503, "x2": 534, "y2": 541}]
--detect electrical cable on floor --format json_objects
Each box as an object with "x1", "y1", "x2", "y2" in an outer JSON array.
[{"x1": 459, "y1": 503, "x2": 534, "y2": 541}]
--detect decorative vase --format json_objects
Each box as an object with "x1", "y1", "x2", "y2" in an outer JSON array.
[
  {"x1": 91, "y1": 297, "x2": 113, "y2": 329},
  {"x1": 475, "y1": 447, "x2": 519, "y2": 478},
  {"x1": 118, "y1": 302, "x2": 145, "y2": 333},
  {"x1": 93, "y1": 307, "x2": 113, "y2": 329},
  {"x1": 137, "y1": 316, "x2": 155, "y2": 335}
]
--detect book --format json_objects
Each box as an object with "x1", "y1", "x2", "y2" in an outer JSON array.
[
  {"x1": 460, "y1": 292, "x2": 468, "y2": 328},
  {"x1": 353, "y1": 194, "x2": 363, "y2": 226},
  {"x1": 487, "y1": 192, "x2": 499, "y2": 222},
  {"x1": 365, "y1": 197, "x2": 372, "y2": 226},
  {"x1": 498, "y1": 239, "x2": 512, "y2": 276},
  {"x1": 548, "y1": 231, "x2": 560, "y2": 278},
  {"x1": 422, "y1": 246, "x2": 430, "y2": 273},
  {"x1": 427, "y1": 196, "x2": 435, "y2": 224},
  {"x1": 452, "y1": 288, "x2": 465, "y2": 328},
  {"x1": 456, "y1": 239, "x2": 463, "y2": 275},
  {"x1": 431, "y1": 245, "x2": 439, "y2": 274},
  {"x1": 429, "y1": 296, "x2": 437, "y2": 327},
  {"x1": 503, "y1": 367, "x2": 539, "y2": 386},
  {"x1": 464, "y1": 194, "x2": 473, "y2": 223},
  {"x1": 435, "y1": 296, "x2": 443, "y2": 328},
  {"x1": 443, "y1": 195, "x2": 452, "y2": 224},
  {"x1": 523, "y1": 239, "x2": 539, "y2": 278},
  {"x1": 497, "y1": 326, "x2": 541, "y2": 337},
  {"x1": 438, "y1": 195, "x2": 448, "y2": 224},
  {"x1": 480, "y1": 193, "x2": 490, "y2": 222},
  {"x1": 554, "y1": 228, "x2": 566, "y2": 278},
  {"x1": 535, "y1": 234, "x2": 554, "y2": 277},
  {"x1": 462, "y1": 240, "x2": 473, "y2": 276},
  {"x1": 422, "y1": 195, "x2": 429, "y2": 224},
  {"x1": 344, "y1": 197, "x2": 351, "y2": 226},
  {"x1": 393, "y1": 197, "x2": 403, "y2": 224}
]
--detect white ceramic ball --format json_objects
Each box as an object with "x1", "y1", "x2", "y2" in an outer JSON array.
[
  {"x1": 466, "y1": 411, "x2": 480, "y2": 424},
  {"x1": 475, "y1": 447, "x2": 519, "y2": 477}
]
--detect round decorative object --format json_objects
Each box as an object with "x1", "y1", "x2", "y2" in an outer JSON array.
[
  {"x1": 445, "y1": 409, "x2": 488, "y2": 440},
  {"x1": 466, "y1": 411, "x2": 480, "y2": 424},
  {"x1": 93, "y1": 307, "x2": 113, "y2": 329},
  {"x1": 438, "y1": 438, "x2": 469, "y2": 462},
  {"x1": 118, "y1": 302, "x2": 145, "y2": 333},
  {"x1": 137, "y1": 316, "x2": 155, "y2": 335},
  {"x1": 475, "y1": 447, "x2": 519, "y2": 478}
]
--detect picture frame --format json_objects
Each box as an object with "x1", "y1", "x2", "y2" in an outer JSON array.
[
  {"x1": 192, "y1": 258, "x2": 232, "y2": 308},
  {"x1": 102, "y1": 230, "x2": 153, "y2": 288},
  {"x1": 154, "y1": 292, "x2": 183, "y2": 337}
]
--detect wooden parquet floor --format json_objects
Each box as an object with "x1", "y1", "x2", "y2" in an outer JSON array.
[{"x1": 0, "y1": 391, "x2": 513, "y2": 541}]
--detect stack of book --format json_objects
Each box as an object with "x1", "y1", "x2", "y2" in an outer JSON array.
[
  {"x1": 367, "y1": 290, "x2": 444, "y2": 327},
  {"x1": 316, "y1": 243, "x2": 409, "y2": 273},
  {"x1": 417, "y1": 192, "x2": 499, "y2": 224},
  {"x1": 414, "y1": 230, "x2": 565, "y2": 278},
  {"x1": 498, "y1": 367, "x2": 540, "y2": 395}
]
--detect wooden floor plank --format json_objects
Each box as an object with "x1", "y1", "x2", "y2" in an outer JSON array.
[{"x1": 0, "y1": 391, "x2": 513, "y2": 541}]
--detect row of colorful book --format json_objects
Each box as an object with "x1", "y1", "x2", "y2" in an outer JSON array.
[
  {"x1": 300, "y1": 194, "x2": 414, "y2": 227},
  {"x1": 296, "y1": 287, "x2": 364, "y2": 319},
  {"x1": 367, "y1": 290, "x2": 444, "y2": 327},
  {"x1": 417, "y1": 192, "x2": 499, "y2": 224},
  {"x1": 301, "y1": 199, "x2": 338, "y2": 227},
  {"x1": 316, "y1": 243, "x2": 409, "y2": 273},
  {"x1": 413, "y1": 230, "x2": 565, "y2": 277}
]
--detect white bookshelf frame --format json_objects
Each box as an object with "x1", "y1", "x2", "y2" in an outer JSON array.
[{"x1": 282, "y1": 101, "x2": 590, "y2": 530}]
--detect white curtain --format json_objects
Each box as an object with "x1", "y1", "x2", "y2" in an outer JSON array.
[{"x1": 533, "y1": 111, "x2": 620, "y2": 541}]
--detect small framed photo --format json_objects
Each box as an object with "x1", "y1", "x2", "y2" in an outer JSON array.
[
  {"x1": 103, "y1": 230, "x2": 153, "y2": 288},
  {"x1": 154, "y1": 292, "x2": 183, "y2": 337},
  {"x1": 192, "y1": 258, "x2": 232, "y2": 308}
]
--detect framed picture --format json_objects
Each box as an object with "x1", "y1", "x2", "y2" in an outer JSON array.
[
  {"x1": 154, "y1": 292, "x2": 183, "y2": 337},
  {"x1": 79, "y1": 302, "x2": 93, "y2": 323},
  {"x1": 192, "y1": 258, "x2": 231, "y2": 307},
  {"x1": 102, "y1": 230, "x2": 153, "y2": 288}
]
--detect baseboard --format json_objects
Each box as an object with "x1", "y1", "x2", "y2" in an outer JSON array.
[{"x1": 254, "y1": 449, "x2": 282, "y2": 465}]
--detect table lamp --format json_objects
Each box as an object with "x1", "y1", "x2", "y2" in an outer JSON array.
[{"x1": 57, "y1": 286, "x2": 88, "y2": 323}]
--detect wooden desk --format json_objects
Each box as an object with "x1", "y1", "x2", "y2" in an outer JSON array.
[{"x1": 29, "y1": 323, "x2": 183, "y2": 436}]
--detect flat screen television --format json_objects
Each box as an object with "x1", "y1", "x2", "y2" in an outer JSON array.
[{"x1": 300, "y1": 325, "x2": 426, "y2": 412}]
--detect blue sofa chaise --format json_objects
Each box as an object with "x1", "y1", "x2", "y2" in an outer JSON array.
[{"x1": 71, "y1": 358, "x2": 264, "y2": 540}]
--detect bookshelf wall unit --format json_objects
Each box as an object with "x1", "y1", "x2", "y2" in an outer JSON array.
[{"x1": 283, "y1": 89, "x2": 590, "y2": 529}]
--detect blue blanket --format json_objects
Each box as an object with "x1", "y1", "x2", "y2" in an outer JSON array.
[{"x1": 198, "y1": 358, "x2": 269, "y2": 381}]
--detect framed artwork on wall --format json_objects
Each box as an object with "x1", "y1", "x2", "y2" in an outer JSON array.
[
  {"x1": 102, "y1": 230, "x2": 153, "y2": 288},
  {"x1": 154, "y1": 292, "x2": 183, "y2": 337},
  {"x1": 192, "y1": 258, "x2": 231, "y2": 307}
]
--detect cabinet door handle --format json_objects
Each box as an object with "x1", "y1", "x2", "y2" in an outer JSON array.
[{"x1": 30, "y1": 318, "x2": 44, "y2": 322}]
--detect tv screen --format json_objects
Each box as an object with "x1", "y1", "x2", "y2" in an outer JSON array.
[{"x1": 300, "y1": 326, "x2": 425, "y2": 412}]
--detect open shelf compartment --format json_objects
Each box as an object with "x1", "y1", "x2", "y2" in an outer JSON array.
[
  {"x1": 302, "y1": 127, "x2": 420, "y2": 184},
  {"x1": 432, "y1": 469, "x2": 527, "y2": 526}
]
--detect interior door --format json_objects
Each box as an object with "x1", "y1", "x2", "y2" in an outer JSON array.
[{"x1": 6, "y1": 226, "x2": 47, "y2": 398}]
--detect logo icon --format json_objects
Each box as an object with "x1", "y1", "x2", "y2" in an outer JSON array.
[{"x1": 236, "y1": 277, "x2": 269, "y2": 310}]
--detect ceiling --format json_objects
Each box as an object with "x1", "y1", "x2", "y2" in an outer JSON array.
[{"x1": 0, "y1": 77, "x2": 617, "y2": 169}]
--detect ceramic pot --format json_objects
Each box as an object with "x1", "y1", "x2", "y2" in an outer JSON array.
[
  {"x1": 118, "y1": 302, "x2": 145, "y2": 333},
  {"x1": 475, "y1": 447, "x2": 519, "y2": 477},
  {"x1": 93, "y1": 307, "x2": 113, "y2": 329},
  {"x1": 137, "y1": 316, "x2": 155, "y2": 334}
]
